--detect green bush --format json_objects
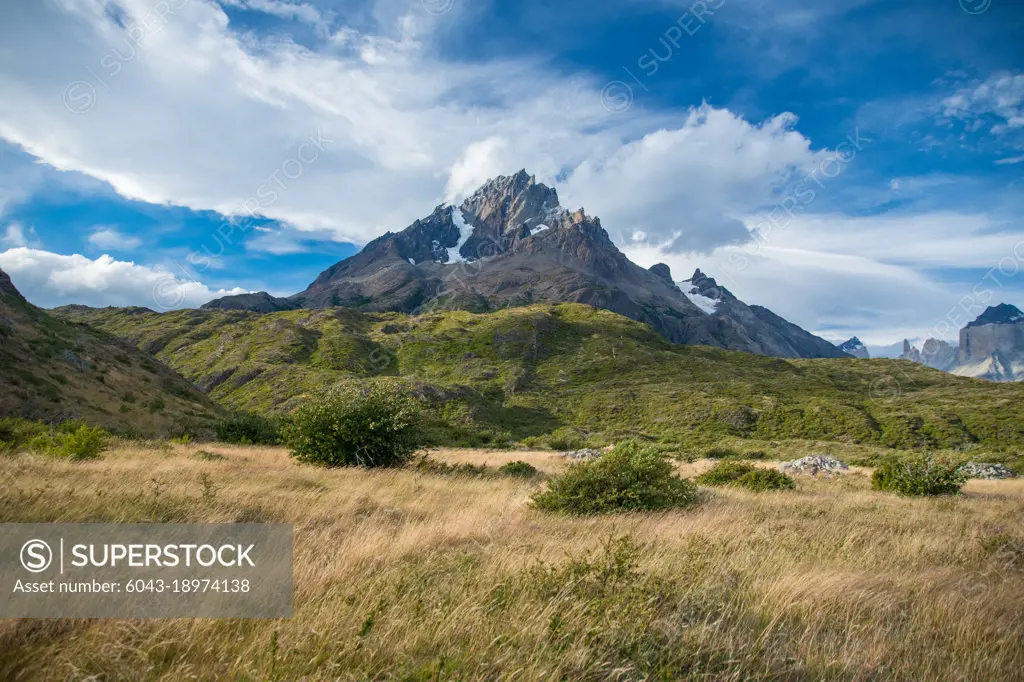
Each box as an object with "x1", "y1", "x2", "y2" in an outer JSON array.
[
  {"x1": 499, "y1": 460, "x2": 540, "y2": 478},
  {"x1": 532, "y1": 440, "x2": 700, "y2": 515},
  {"x1": 703, "y1": 447, "x2": 742, "y2": 459},
  {"x1": 735, "y1": 468, "x2": 795, "y2": 491},
  {"x1": 695, "y1": 461, "x2": 795, "y2": 491},
  {"x1": 413, "y1": 456, "x2": 489, "y2": 477},
  {"x1": 871, "y1": 454, "x2": 966, "y2": 496},
  {"x1": 286, "y1": 379, "x2": 424, "y2": 468},
  {"x1": 215, "y1": 412, "x2": 281, "y2": 445},
  {"x1": 29, "y1": 424, "x2": 108, "y2": 460},
  {"x1": 0, "y1": 417, "x2": 47, "y2": 451},
  {"x1": 695, "y1": 460, "x2": 757, "y2": 486}
]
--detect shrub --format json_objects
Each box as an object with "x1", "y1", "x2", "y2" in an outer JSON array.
[
  {"x1": 695, "y1": 460, "x2": 757, "y2": 486},
  {"x1": 695, "y1": 461, "x2": 795, "y2": 491},
  {"x1": 414, "y1": 456, "x2": 489, "y2": 477},
  {"x1": 29, "y1": 424, "x2": 108, "y2": 460},
  {"x1": 215, "y1": 412, "x2": 281, "y2": 445},
  {"x1": 286, "y1": 379, "x2": 423, "y2": 468},
  {"x1": 499, "y1": 460, "x2": 540, "y2": 478},
  {"x1": 735, "y1": 468, "x2": 795, "y2": 491},
  {"x1": 872, "y1": 454, "x2": 966, "y2": 496},
  {"x1": 0, "y1": 417, "x2": 47, "y2": 451},
  {"x1": 532, "y1": 440, "x2": 700, "y2": 515},
  {"x1": 703, "y1": 447, "x2": 742, "y2": 459}
]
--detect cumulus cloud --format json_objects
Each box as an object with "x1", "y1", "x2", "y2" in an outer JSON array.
[
  {"x1": 444, "y1": 137, "x2": 511, "y2": 203},
  {"x1": 88, "y1": 227, "x2": 143, "y2": 251},
  {"x1": 0, "y1": 247, "x2": 247, "y2": 310},
  {"x1": 559, "y1": 106, "x2": 829, "y2": 252},
  {"x1": 1, "y1": 222, "x2": 42, "y2": 249}
]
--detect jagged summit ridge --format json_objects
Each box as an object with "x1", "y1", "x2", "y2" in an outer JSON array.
[{"x1": 966, "y1": 303, "x2": 1024, "y2": 329}]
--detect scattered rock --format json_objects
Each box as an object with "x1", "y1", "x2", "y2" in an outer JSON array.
[
  {"x1": 561, "y1": 448, "x2": 603, "y2": 461},
  {"x1": 959, "y1": 462, "x2": 1017, "y2": 480},
  {"x1": 779, "y1": 454, "x2": 849, "y2": 477}
]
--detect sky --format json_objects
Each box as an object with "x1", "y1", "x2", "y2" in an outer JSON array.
[{"x1": 0, "y1": 0, "x2": 1022, "y2": 347}]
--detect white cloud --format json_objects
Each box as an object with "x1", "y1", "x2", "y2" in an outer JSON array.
[
  {"x1": 995, "y1": 155, "x2": 1024, "y2": 166},
  {"x1": 943, "y1": 72, "x2": 1024, "y2": 134},
  {"x1": 88, "y1": 227, "x2": 143, "y2": 251},
  {"x1": 0, "y1": 247, "x2": 247, "y2": 310},
  {"x1": 1, "y1": 222, "x2": 41, "y2": 248},
  {"x1": 559, "y1": 106, "x2": 829, "y2": 252},
  {"x1": 445, "y1": 137, "x2": 511, "y2": 203}
]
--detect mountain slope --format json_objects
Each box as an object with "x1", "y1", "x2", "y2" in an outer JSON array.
[
  {"x1": 55, "y1": 302, "x2": 1024, "y2": 450},
  {"x1": 0, "y1": 268, "x2": 221, "y2": 435},
  {"x1": 205, "y1": 170, "x2": 848, "y2": 359}
]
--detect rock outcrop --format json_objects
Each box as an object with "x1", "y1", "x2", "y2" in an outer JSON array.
[
  {"x1": 954, "y1": 304, "x2": 1024, "y2": 381},
  {"x1": 900, "y1": 338, "x2": 959, "y2": 372}
]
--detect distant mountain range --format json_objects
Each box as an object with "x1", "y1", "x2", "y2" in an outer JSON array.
[
  {"x1": 205, "y1": 170, "x2": 847, "y2": 359},
  {"x1": 835, "y1": 303, "x2": 1024, "y2": 382}
]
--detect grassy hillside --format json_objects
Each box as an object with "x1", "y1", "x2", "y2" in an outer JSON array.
[
  {"x1": 0, "y1": 277, "x2": 221, "y2": 436},
  {"x1": 55, "y1": 303, "x2": 1024, "y2": 452}
]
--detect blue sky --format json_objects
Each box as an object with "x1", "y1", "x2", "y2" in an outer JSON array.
[{"x1": 0, "y1": 0, "x2": 1022, "y2": 346}]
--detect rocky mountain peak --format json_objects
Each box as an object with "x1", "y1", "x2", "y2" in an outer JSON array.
[
  {"x1": 837, "y1": 336, "x2": 868, "y2": 358},
  {"x1": 959, "y1": 303, "x2": 1024, "y2": 372},
  {"x1": 648, "y1": 263, "x2": 673, "y2": 283},
  {"x1": 460, "y1": 170, "x2": 560, "y2": 234},
  {"x1": 966, "y1": 303, "x2": 1024, "y2": 329}
]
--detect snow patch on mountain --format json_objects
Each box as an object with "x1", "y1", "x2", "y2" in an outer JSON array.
[
  {"x1": 447, "y1": 207, "x2": 474, "y2": 263},
  {"x1": 531, "y1": 224, "x2": 550, "y2": 235},
  {"x1": 678, "y1": 284, "x2": 719, "y2": 314}
]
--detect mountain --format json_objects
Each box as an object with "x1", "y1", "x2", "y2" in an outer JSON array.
[
  {"x1": 204, "y1": 170, "x2": 847, "y2": 359},
  {"x1": 886, "y1": 304, "x2": 1024, "y2": 382},
  {"x1": 837, "y1": 337, "x2": 869, "y2": 359},
  {"x1": 52, "y1": 302, "x2": 1024, "y2": 451},
  {"x1": 965, "y1": 303, "x2": 1024, "y2": 328},
  {"x1": 954, "y1": 304, "x2": 1024, "y2": 382},
  {"x1": 900, "y1": 338, "x2": 959, "y2": 372},
  {"x1": 0, "y1": 267, "x2": 221, "y2": 435}
]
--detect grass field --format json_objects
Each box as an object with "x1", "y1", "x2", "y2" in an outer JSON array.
[{"x1": 2, "y1": 444, "x2": 1023, "y2": 680}]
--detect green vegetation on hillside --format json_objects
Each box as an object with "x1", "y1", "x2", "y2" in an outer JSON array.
[
  {"x1": 54, "y1": 303, "x2": 1024, "y2": 452},
  {"x1": 0, "y1": 290, "x2": 221, "y2": 436}
]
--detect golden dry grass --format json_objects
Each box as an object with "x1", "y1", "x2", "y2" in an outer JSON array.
[{"x1": 1, "y1": 444, "x2": 1022, "y2": 680}]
